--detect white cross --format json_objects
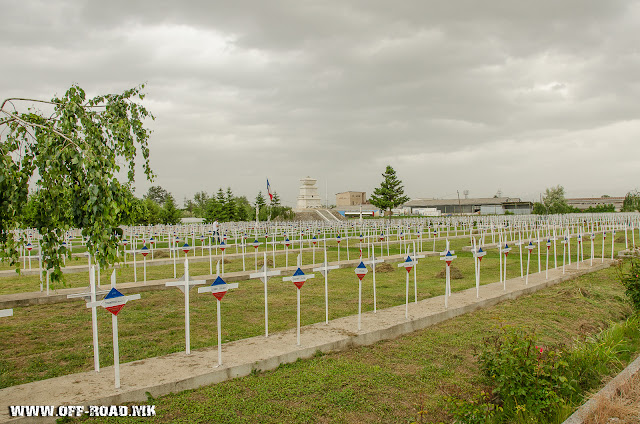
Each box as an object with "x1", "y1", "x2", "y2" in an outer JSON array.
[
  {"x1": 0, "y1": 309, "x2": 13, "y2": 318},
  {"x1": 198, "y1": 269, "x2": 239, "y2": 367},
  {"x1": 363, "y1": 249, "x2": 384, "y2": 313},
  {"x1": 66, "y1": 266, "x2": 107, "y2": 372},
  {"x1": 283, "y1": 269, "x2": 315, "y2": 346},
  {"x1": 410, "y1": 242, "x2": 425, "y2": 304},
  {"x1": 86, "y1": 270, "x2": 141, "y2": 389},
  {"x1": 313, "y1": 248, "x2": 340, "y2": 323},
  {"x1": 165, "y1": 258, "x2": 207, "y2": 355},
  {"x1": 249, "y1": 253, "x2": 281, "y2": 337}
]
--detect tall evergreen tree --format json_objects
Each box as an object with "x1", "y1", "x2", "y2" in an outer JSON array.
[
  {"x1": 216, "y1": 188, "x2": 228, "y2": 221},
  {"x1": 204, "y1": 195, "x2": 221, "y2": 223},
  {"x1": 271, "y1": 192, "x2": 281, "y2": 207},
  {"x1": 224, "y1": 187, "x2": 237, "y2": 222},
  {"x1": 369, "y1": 165, "x2": 410, "y2": 217},
  {"x1": 255, "y1": 191, "x2": 266, "y2": 209}
]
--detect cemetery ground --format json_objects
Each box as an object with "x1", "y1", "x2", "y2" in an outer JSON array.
[
  {"x1": 58, "y1": 264, "x2": 638, "y2": 423},
  {"x1": 0, "y1": 236, "x2": 627, "y2": 387},
  {"x1": 0, "y1": 235, "x2": 636, "y2": 423}
]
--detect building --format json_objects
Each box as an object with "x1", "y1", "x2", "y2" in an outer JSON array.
[
  {"x1": 335, "y1": 205, "x2": 382, "y2": 218},
  {"x1": 295, "y1": 177, "x2": 323, "y2": 210},
  {"x1": 404, "y1": 197, "x2": 533, "y2": 215},
  {"x1": 566, "y1": 197, "x2": 625, "y2": 211},
  {"x1": 336, "y1": 191, "x2": 367, "y2": 206}
]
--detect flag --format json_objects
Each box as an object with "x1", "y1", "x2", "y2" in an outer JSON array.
[{"x1": 267, "y1": 179, "x2": 273, "y2": 202}]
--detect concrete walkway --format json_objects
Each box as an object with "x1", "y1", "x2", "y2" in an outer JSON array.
[{"x1": 0, "y1": 259, "x2": 616, "y2": 423}]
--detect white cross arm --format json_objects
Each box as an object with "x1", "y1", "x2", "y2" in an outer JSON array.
[
  {"x1": 67, "y1": 289, "x2": 110, "y2": 301},
  {"x1": 363, "y1": 258, "x2": 384, "y2": 265},
  {"x1": 313, "y1": 263, "x2": 340, "y2": 272},
  {"x1": 0, "y1": 309, "x2": 13, "y2": 318},
  {"x1": 125, "y1": 249, "x2": 148, "y2": 254},
  {"x1": 439, "y1": 250, "x2": 455, "y2": 256},
  {"x1": 440, "y1": 255, "x2": 457, "y2": 261},
  {"x1": 410, "y1": 254, "x2": 425, "y2": 260},
  {"x1": 165, "y1": 279, "x2": 207, "y2": 288},
  {"x1": 198, "y1": 283, "x2": 239, "y2": 294},
  {"x1": 398, "y1": 260, "x2": 417, "y2": 268},
  {"x1": 86, "y1": 294, "x2": 141, "y2": 309},
  {"x1": 283, "y1": 273, "x2": 316, "y2": 282},
  {"x1": 472, "y1": 250, "x2": 486, "y2": 258},
  {"x1": 249, "y1": 270, "x2": 282, "y2": 279}
]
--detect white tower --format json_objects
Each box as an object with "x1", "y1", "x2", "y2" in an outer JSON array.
[{"x1": 296, "y1": 177, "x2": 323, "y2": 209}]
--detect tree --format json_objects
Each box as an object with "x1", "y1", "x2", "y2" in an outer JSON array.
[
  {"x1": 622, "y1": 190, "x2": 640, "y2": 212},
  {"x1": 541, "y1": 185, "x2": 573, "y2": 214},
  {"x1": 192, "y1": 191, "x2": 209, "y2": 217},
  {"x1": 0, "y1": 84, "x2": 153, "y2": 281},
  {"x1": 369, "y1": 165, "x2": 410, "y2": 217},
  {"x1": 204, "y1": 195, "x2": 221, "y2": 223},
  {"x1": 235, "y1": 196, "x2": 251, "y2": 221},
  {"x1": 254, "y1": 191, "x2": 266, "y2": 221},
  {"x1": 271, "y1": 192, "x2": 281, "y2": 208},
  {"x1": 255, "y1": 191, "x2": 266, "y2": 209},
  {"x1": 143, "y1": 197, "x2": 163, "y2": 225},
  {"x1": 224, "y1": 187, "x2": 237, "y2": 222},
  {"x1": 144, "y1": 186, "x2": 170, "y2": 206},
  {"x1": 161, "y1": 194, "x2": 181, "y2": 224},
  {"x1": 532, "y1": 202, "x2": 547, "y2": 215}
]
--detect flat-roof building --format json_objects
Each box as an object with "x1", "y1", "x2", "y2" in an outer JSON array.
[
  {"x1": 336, "y1": 191, "x2": 367, "y2": 206},
  {"x1": 566, "y1": 197, "x2": 624, "y2": 211},
  {"x1": 404, "y1": 197, "x2": 533, "y2": 215}
]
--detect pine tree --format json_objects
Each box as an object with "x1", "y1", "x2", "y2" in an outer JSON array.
[
  {"x1": 224, "y1": 187, "x2": 237, "y2": 222},
  {"x1": 255, "y1": 191, "x2": 266, "y2": 209},
  {"x1": 369, "y1": 165, "x2": 410, "y2": 217},
  {"x1": 216, "y1": 188, "x2": 229, "y2": 221},
  {"x1": 272, "y1": 192, "x2": 281, "y2": 207}
]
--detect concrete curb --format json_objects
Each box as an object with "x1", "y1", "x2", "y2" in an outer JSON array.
[{"x1": 562, "y1": 353, "x2": 640, "y2": 424}]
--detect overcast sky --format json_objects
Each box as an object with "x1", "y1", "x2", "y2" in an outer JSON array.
[{"x1": 2, "y1": 1, "x2": 639, "y2": 206}]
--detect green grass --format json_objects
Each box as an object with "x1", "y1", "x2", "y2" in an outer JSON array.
[{"x1": 58, "y1": 263, "x2": 637, "y2": 423}]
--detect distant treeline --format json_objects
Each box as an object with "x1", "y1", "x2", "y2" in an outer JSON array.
[{"x1": 19, "y1": 185, "x2": 294, "y2": 227}]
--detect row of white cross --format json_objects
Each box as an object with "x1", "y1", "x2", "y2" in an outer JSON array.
[{"x1": 6, "y1": 228, "x2": 618, "y2": 390}]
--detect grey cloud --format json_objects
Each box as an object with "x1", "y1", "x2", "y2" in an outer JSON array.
[{"x1": 1, "y1": 0, "x2": 639, "y2": 204}]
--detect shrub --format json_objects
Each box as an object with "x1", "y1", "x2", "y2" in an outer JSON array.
[
  {"x1": 618, "y1": 258, "x2": 640, "y2": 311},
  {"x1": 477, "y1": 325, "x2": 574, "y2": 418}
]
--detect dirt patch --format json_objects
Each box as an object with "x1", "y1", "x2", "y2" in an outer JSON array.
[
  {"x1": 435, "y1": 266, "x2": 464, "y2": 279},
  {"x1": 152, "y1": 250, "x2": 170, "y2": 259},
  {"x1": 256, "y1": 258, "x2": 274, "y2": 268},
  {"x1": 375, "y1": 263, "x2": 395, "y2": 273}
]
